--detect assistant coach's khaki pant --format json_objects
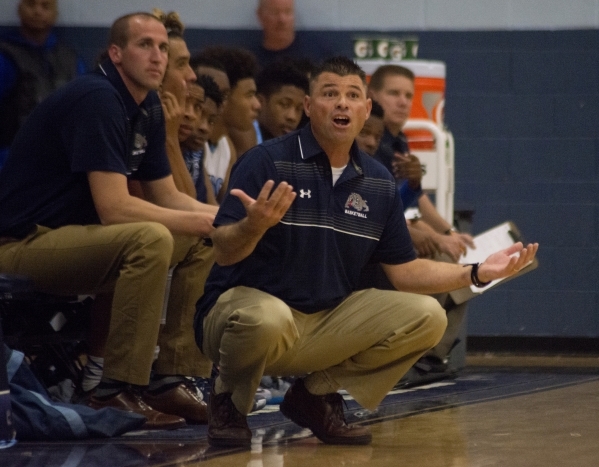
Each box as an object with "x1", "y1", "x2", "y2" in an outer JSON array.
[
  {"x1": 0, "y1": 222, "x2": 214, "y2": 385},
  {"x1": 202, "y1": 286, "x2": 447, "y2": 414}
]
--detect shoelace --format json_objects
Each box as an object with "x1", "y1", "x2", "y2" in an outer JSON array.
[
  {"x1": 212, "y1": 392, "x2": 246, "y2": 428},
  {"x1": 182, "y1": 377, "x2": 205, "y2": 402},
  {"x1": 130, "y1": 388, "x2": 155, "y2": 412},
  {"x1": 324, "y1": 392, "x2": 349, "y2": 427}
]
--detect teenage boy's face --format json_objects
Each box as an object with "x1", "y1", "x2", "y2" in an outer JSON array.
[
  {"x1": 258, "y1": 84, "x2": 305, "y2": 137},
  {"x1": 162, "y1": 37, "x2": 196, "y2": 107},
  {"x1": 222, "y1": 78, "x2": 261, "y2": 131},
  {"x1": 355, "y1": 115, "x2": 385, "y2": 156},
  {"x1": 183, "y1": 97, "x2": 220, "y2": 151},
  {"x1": 178, "y1": 84, "x2": 204, "y2": 142}
]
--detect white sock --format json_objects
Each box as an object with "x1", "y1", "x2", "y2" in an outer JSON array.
[{"x1": 81, "y1": 355, "x2": 104, "y2": 392}]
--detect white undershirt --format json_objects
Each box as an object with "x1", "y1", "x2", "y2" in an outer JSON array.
[{"x1": 331, "y1": 165, "x2": 346, "y2": 185}]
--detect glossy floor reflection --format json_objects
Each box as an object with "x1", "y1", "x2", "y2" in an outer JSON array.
[
  {"x1": 173, "y1": 380, "x2": 599, "y2": 467},
  {"x1": 3, "y1": 369, "x2": 599, "y2": 467}
]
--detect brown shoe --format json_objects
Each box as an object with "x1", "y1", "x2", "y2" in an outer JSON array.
[
  {"x1": 279, "y1": 378, "x2": 372, "y2": 445},
  {"x1": 207, "y1": 383, "x2": 252, "y2": 447},
  {"x1": 142, "y1": 382, "x2": 208, "y2": 424},
  {"x1": 89, "y1": 388, "x2": 186, "y2": 430}
]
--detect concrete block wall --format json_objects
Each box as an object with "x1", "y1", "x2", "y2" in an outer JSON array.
[{"x1": 428, "y1": 30, "x2": 599, "y2": 337}]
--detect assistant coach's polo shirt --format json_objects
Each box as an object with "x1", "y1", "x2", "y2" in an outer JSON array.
[
  {"x1": 195, "y1": 124, "x2": 416, "y2": 345},
  {"x1": 0, "y1": 60, "x2": 170, "y2": 238}
]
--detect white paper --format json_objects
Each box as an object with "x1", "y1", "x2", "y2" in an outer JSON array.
[{"x1": 458, "y1": 222, "x2": 528, "y2": 293}]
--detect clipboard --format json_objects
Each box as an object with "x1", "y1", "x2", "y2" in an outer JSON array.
[{"x1": 449, "y1": 221, "x2": 538, "y2": 305}]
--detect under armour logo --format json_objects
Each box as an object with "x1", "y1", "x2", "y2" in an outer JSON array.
[{"x1": 299, "y1": 189, "x2": 311, "y2": 198}]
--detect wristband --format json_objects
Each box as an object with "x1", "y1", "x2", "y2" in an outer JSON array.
[{"x1": 465, "y1": 263, "x2": 491, "y2": 288}]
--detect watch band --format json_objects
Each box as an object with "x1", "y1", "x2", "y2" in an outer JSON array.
[{"x1": 465, "y1": 262, "x2": 491, "y2": 288}]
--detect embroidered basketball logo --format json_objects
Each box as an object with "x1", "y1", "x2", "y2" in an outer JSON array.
[{"x1": 344, "y1": 193, "x2": 369, "y2": 218}]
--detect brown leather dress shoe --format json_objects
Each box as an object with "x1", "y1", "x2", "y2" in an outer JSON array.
[
  {"x1": 279, "y1": 378, "x2": 372, "y2": 445},
  {"x1": 207, "y1": 384, "x2": 252, "y2": 447},
  {"x1": 89, "y1": 388, "x2": 186, "y2": 430},
  {"x1": 142, "y1": 382, "x2": 208, "y2": 424}
]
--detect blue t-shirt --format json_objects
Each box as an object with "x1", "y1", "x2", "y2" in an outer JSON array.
[
  {"x1": 182, "y1": 147, "x2": 208, "y2": 203},
  {"x1": 253, "y1": 119, "x2": 263, "y2": 145},
  {"x1": 0, "y1": 60, "x2": 170, "y2": 238},
  {"x1": 195, "y1": 125, "x2": 416, "y2": 345}
]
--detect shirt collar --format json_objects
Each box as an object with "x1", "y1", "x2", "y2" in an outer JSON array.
[
  {"x1": 382, "y1": 127, "x2": 409, "y2": 154},
  {"x1": 382, "y1": 126, "x2": 407, "y2": 142},
  {"x1": 97, "y1": 59, "x2": 153, "y2": 119},
  {"x1": 298, "y1": 124, "x2": 364, "y2": 176}
]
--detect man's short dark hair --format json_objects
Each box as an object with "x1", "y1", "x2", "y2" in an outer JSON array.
[
  {"x1": 369, "y1": 64, "x2": 415, "y2": 92},
  {"x1": 370, "y1": 100, "x2": 384, "y2": 119},
  {"x1": 197, "y1": 74, "x2": 224, "y2": 107},
  {"x1": 310, "y1": 56, "x2": 367, "y2": 91},
  {"x1": 198, "y1": 46, "x2": 258, "y2": 89},
  {"x1": 108, "y1": 12, "x2": 160, "y2": 49},
  {"x1": 310, "y1": 56, "x2": 366, "y2": 93},
  {"x1": 256, "y1": 60, "x2": 309, "y2": 98}
]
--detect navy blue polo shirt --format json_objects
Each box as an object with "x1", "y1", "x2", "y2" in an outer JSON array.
[
  {"x1": 195, "y1": 125, "x2": 416, "y2": 343},
  {"x1": 0, "y1": 60, "x2": 170, "y2": 238}
]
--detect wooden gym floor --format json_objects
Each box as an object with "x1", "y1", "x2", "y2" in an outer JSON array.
[{"x1": 3, "y1": 354, "x2": 599, "y2": 467}]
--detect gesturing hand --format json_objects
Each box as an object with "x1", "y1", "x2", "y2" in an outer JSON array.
[
  {"x1": 230, "y1": 180, "x2": 297, "y2": 235},
  {"x1": 477, "y1": 242, "x2": 539, "y2": 283}
]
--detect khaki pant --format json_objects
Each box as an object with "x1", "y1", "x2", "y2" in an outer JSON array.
[
  {"x1": 202, "y1": 286, "x2": 447, "y2": 413},
  {"x1": 0, "y1": 223, "x2": 214, "y2": 385}
]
